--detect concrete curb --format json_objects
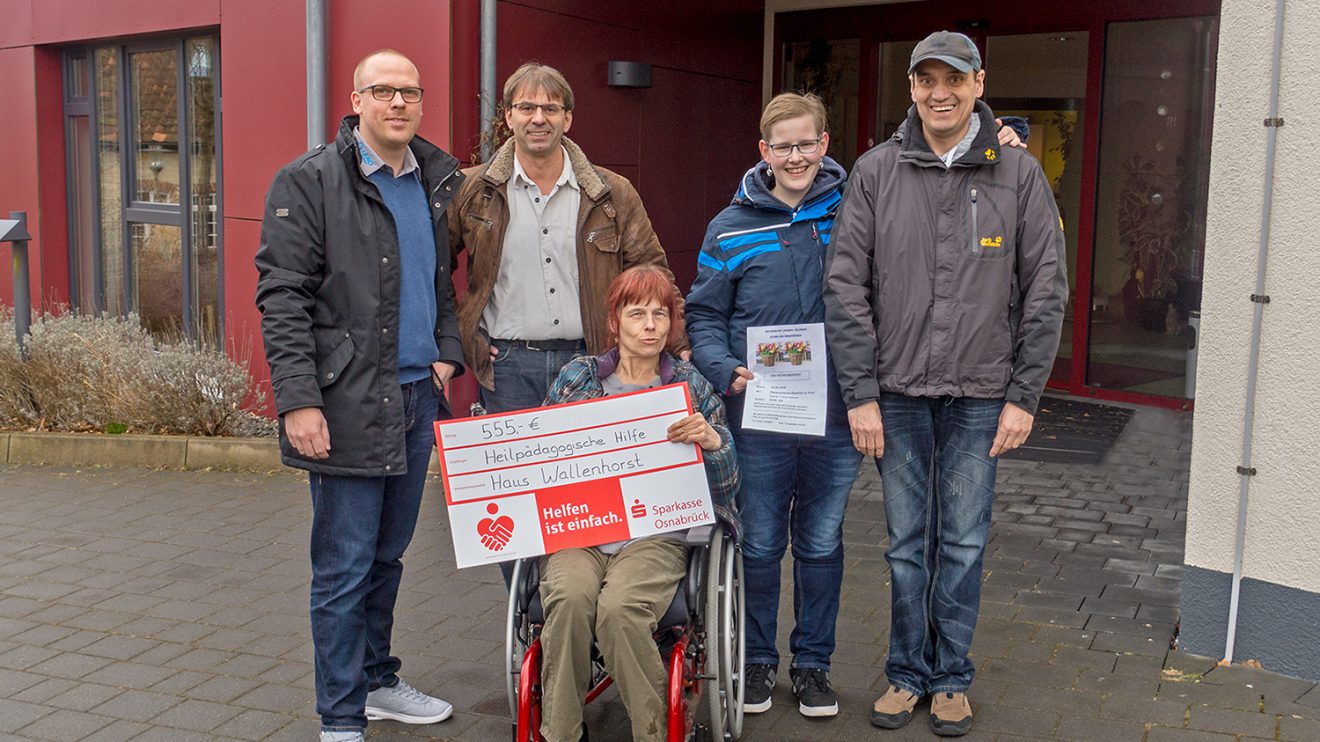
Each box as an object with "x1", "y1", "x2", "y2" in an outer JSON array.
[
  {"x1": 0, "y1": 431, "x2": 444, "y2": 474},
  {"x1": 185, "y1": 436, "x2": 284, "y2": 471},
  {"x1": 3, "y1": 432, "x2": 282, "y2": 472}
]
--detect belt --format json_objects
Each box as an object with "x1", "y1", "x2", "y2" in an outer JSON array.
[{"x1": 490, "y1": 338, "x2": 585, "y2": 352}]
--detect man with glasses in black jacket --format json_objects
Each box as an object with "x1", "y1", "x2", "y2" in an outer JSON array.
[{"x1": 256, "y1": 49, "x2": 462, "y2": 742}]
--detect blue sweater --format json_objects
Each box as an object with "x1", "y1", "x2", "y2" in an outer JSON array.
[
  {"x1": 369, "y1": 168, "x2": 438, "y2": 383},
  {"x1": 686, "y1": 157, "x2": 850, "y2": 429}
]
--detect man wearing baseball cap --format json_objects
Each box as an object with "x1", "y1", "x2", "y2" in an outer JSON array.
[{"x1": 824, "y1": 30, "x2": 1068, "y2": 736}]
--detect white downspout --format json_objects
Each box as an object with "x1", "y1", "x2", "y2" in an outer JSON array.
[{"x1": 1224, "y1": 0, "x2": 1286, "y2": 662}]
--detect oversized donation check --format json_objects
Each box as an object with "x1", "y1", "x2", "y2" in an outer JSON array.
[{"x1": 434, "y1": 384, "x2": 716, "y2": 568}]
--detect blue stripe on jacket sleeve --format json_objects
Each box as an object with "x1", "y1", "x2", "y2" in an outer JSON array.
[
  {"x1": 697, "y1": 251, "x2": 727, "y2": 272},
  {"x1": 724, "y1": 242, "x2": 782, "y2": 271},
  {"x1": 718, "y1": 230, "x2": 780, "y2": 250}
]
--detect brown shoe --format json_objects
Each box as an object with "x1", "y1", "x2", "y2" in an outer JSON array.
[
  {"x1": 929, "y1": 691, "x2": 973, "y2": 737},
  {"x1": 870, "y1": 685, "x2": 919, "y2": 729}
]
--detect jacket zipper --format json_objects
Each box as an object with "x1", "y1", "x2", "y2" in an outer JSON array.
[
  {"x1": 467, "y1": 213, "x2": 493, "y2": 231},
  {"x1": 969, "y1": 187, "x2": 980, "y2": 257}
]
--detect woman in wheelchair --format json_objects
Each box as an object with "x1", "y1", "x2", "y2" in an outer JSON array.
[{"x1": 535, "y1": 266, "x2": 740, "y2": 742}]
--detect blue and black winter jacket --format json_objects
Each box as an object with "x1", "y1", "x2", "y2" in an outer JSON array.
[{"x1": 686, "y1": 157, "x2": 850, "y2": 430}]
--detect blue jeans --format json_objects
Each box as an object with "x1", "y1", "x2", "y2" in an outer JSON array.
[
  {"x1": 877, "y1": 394, "x2": 1003, "y2": 696},
  {"x1": 736, "y1": 422, "x2": 862, "y2": 671},
  {"x1": 309, "y1": 379, "x2": 440, "y2": 731},
  {"x1": 480, "y1": 338, "x2": 588, "y2": 414}
]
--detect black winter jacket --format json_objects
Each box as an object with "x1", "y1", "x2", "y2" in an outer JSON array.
[{"x1": 255, "y1": 115, "x2": 465, "y2": 475}]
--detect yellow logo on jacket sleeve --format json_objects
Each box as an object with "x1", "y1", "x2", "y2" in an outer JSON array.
[
  {"x1": 980, "y1": 235, "x2": 1003, "y2": 248},
  {"x1": 985, "y1": 148, "x2": 997, "y2": 161}
]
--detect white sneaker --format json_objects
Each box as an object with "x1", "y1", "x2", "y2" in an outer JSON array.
[
  {"x1": 365, "y1": 678, "x2": 454, "y2": 724},
  {"x1": 320, "y1": 731, "x2": 364, "y2": 742}
]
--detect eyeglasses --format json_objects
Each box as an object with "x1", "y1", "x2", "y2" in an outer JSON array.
[
  {"x1": 358, "y1": 85, "x2": 424, "y2": 103},
  {"x1": 766, "y1": 138, "x2": 823, "y2": 157},
  {"x1": 509, "y1": 101, "x2": 567, "y2": 117}
]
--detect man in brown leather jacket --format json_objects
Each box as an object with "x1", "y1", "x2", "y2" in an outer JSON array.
[{"x1": 449, "y1": 62, "x2": 681, "y2": 417}]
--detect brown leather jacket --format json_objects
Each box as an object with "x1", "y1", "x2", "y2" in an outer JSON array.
[{"x1": 449, "y1": 137, "x2": 684, "y2": 390}]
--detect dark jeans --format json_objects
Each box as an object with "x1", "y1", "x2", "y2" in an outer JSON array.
[
  {"x1": 876, "y1": 393, "x2": 1003, "y2": 696},
  {"x1": 736, "y1": 422, "x2": 862, "y2": 671},
  {"x1": 480, "y1": 338, "x2": 588, "y2": 414},
  {"x1": 309, "y1": 379, "x2": 439, "y2": 731},
  {"x1": 481, "y1": 338, "x2": 586, "y2": 587}
]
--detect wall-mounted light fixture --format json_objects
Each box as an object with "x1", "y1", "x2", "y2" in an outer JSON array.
[{"x1": 607, "y1": 61, "x2": 652, "y2": 88}]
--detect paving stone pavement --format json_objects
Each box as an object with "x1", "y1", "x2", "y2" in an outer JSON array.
[{"x1": 2, "y1": 401, "x2": 1319, "y2": 741}]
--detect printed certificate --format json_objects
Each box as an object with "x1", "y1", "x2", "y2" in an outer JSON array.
[
  {"x1": 434, "y1": 384, "x2": 716, "y2": 568},
  {"x1": 743, "y1": 323, "x2": 829, "y2": 436}
]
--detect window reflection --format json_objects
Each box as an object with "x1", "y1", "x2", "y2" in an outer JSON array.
[
  {"x1": 72, "y1": 38, "x2": 221, "y2": 341},
  {"x1": 131, "y1": 222, "x2": 183, "y2": 338},
  {"x1": 95, "y1": 46, "x2": 124, "y2": 315},
  {"x1": 188, "y1": 37, "x2": 220, "y2": 343},
  {"x1": 1088, "y1": 17, "x2": 1217, "y2": 399},
  {"x1": 130, "y1": 49, "x2": 180, "y2": 205},
  {"x1": 986, "y1": 31, "x2": 1090, "y2": 385}
]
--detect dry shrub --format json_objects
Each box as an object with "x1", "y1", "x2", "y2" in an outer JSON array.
[{"x1": 0, "y1": 308, "x2": 273, "y2": 437}]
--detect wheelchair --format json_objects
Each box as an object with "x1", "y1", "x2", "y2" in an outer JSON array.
[{"x1": 505, "y1": 524, "x2": 745, "y2": 742}]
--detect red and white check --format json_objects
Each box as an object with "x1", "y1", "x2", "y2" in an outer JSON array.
[{"x1": 434, "y1": 383, "x2": 716, "y2": 568}]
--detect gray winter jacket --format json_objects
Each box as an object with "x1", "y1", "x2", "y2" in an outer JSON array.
[{"x1": 824, "y1": 101, "x2": 1068, "y2": 414}]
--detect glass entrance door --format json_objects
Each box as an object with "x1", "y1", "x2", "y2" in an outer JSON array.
[
  {"x1": 983, "y1": 32, "x2": 1090, "y2": 386},
  {"x1": 1087, "y1": 17, "x2": 1217, "y2": 400},
  {"x1": 772, "y1": 1, "x2": 1219, "y2": 408}
]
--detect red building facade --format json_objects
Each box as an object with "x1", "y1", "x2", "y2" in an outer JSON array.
[
  {"x1": 0, "y1": 0, "x2": 763, "y2": 412},
  {"x1": 1, "y1": 0, "x2": 1221, "y2": 412}
]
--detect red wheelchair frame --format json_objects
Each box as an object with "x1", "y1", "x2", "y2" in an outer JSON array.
[{"x1": 506, "y1": 525, "x2": 744, "y2": 742}]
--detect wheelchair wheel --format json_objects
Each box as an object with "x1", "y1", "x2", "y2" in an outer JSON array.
[
  {"x1": 702, "y1": 526, "x2": 745, "y2": 740},
  {"x1": 506, "y1": 559, "x2": 529, "y2": 720}
]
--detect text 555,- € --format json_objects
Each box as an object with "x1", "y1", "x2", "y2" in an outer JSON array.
[{"x1": 481, "y1": 416, "x2": 541, "y2": 440}]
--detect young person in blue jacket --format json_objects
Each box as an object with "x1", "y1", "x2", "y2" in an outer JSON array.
[{"x1": 686, "y1": 93, "x2": 1025, "y2": 719}]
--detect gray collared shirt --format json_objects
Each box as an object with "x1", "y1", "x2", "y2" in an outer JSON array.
[
  {"x1": 938, "y1": 114, "x2": 981, "y2": 168},
  {"x1": 354, "y1": 127, "x2": 419, "y2": 179},
  {"x1": 481, "y1": 146, "x2": 583, "y2": 340}
]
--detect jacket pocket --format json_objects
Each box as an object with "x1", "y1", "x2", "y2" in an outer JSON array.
[
  {"x1": 968, "y1": 186, "x2": 1010, "y2": 261},
  {"x1": 586, "y1": 224, "x2": 620, "y2": 253},
  {"x1": 970, "y1": 187, "x2": 981, "y2": 257},
  {"x1": 316, "y1": 333, "x2": 355, "y2": 388}
]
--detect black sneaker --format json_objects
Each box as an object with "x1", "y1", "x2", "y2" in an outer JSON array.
[
  {"x1": 790, "y1": 667, "x2": 839, "y2": 717},
  {"x1": 742, "y1": 663, "x2": 776, "y2": 713}
]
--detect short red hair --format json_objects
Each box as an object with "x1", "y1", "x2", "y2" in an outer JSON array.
[{"x1": 605, "y1": 266, "x2": 684, "y2": 351}]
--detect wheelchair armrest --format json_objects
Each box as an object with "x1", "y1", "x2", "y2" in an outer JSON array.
[
  {"x1": 514, "y1": 558, "x2": 541, "y2": 614},
  {"x1": 685, "y1": 525, "x2": 714, "y2": 544},
  {"x1": 684, "y1": 539, "x2": 706, "y2": 624}
]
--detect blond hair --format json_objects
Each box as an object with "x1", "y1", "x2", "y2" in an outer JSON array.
[{"x1": 759, "y1": 92, "x2": 827, "y2": 139}]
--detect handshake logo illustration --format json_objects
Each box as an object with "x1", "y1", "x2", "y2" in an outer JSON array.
[{"x1": 477, "y1": 503, "x2": 515, "y2": 551}]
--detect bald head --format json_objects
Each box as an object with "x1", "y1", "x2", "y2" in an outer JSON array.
[
  {"x1": 350, "y1": 49, "x2": 423, "y2": 165},
  {"x1": 353, "y1": 49, "x2": 418, "y2": 89}
]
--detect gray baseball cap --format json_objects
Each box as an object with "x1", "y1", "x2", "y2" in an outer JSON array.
[{"x1": 908, "y1": 31, "x2": 982, "y2": 74}]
